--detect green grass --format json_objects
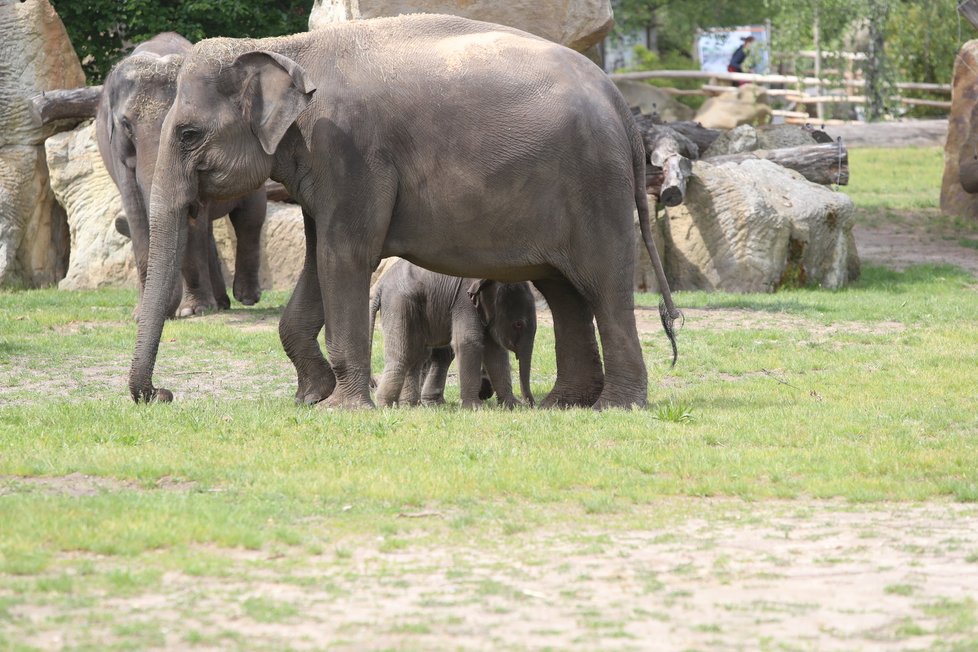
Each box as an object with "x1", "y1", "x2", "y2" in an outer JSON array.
[{"x1": 845, "y1": 146, "x2": 945, "y2": 210}]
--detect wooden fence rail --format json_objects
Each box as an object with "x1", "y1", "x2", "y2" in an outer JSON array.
[{"x1": 608, "y1": 69, "x2": 952, "y2": 117}]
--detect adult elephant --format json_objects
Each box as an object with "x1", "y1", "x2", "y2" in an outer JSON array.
[
  {"x1": 129, "y1": 14, "x2": 680, "y2": 409},
  {"x1": 96, "y1": 32, "x2": 266, "y2": 318}
]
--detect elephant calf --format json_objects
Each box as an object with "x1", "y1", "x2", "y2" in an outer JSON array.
[{"x1": 370, "y1": 260, "x2": 536, "y2": 408}]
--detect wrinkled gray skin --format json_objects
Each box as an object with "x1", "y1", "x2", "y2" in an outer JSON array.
[
  {"x1": 129, "y1": 14, "x2": 680, "y2": 408},
  {"x1": 95, "y1": 32, "x2": 266, "y2": 318},
  {"x1": 370, "y1": 260, "x2": 535, "y2": 408},
  {"x1": 960, "y1": 103, "x2": 978, "y2": 194}
]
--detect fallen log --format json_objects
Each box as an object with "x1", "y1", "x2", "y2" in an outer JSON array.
[
  {"x1": 643, "y1": 124, "x2": 696, "y2": 206},
  {"x1": 703, "y1": 140, "x2": 849, "y2": 186},
  {"x1": 29, "y1": 86, "x2": 102, "y2": 126}
]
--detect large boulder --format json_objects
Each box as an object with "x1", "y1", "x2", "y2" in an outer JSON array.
[
  {"x1": 614, "y1": 80, "x2": 694, "y2": 123},
  {"x1": 694, "y1": 84, "x2": 772, "y2": 131},
  {"x1": 0, "y1": 0, "x2": 85, "y2": 288},
  {"x1": 660, "y1": 159, "x2": 858, "y2": 292},
  {"x1": 309, "y1": 0, "x2": 614, "y2": 52},
  {"x1": 45, "y1": 121, "x2": 136, "y2": 290},
  {"x1": 940, "y1": 40, "x2": 978, "y2": 219}
]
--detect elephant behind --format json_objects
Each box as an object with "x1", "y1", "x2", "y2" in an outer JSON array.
[
  {"x1": 95, "y1": 32, "x2": 266, "y2": 317},
  {"x1": 370, "y1": 259, "x2": 535, "y2": 408}
]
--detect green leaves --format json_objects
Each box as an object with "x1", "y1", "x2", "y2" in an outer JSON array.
[{"x1": 51, "y1": 0, "x2": 311, "y2": 83}]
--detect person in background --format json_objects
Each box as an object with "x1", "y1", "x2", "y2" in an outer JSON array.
[{"x1": 727, "y1": 35, "x2": 755, "y2": 85}]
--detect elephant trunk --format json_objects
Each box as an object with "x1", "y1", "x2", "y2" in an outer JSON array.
[
  {"x1": 127, "y1": 142, "x2": 194, "y2": 402},
  {"x1": 517, "y1": 337, "x2": 534, "y2": 407}
]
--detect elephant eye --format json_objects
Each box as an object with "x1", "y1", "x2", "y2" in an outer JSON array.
[
  {"x1": 178, "y1": 126, "x2": 203, "y2": 148},
  {"x1": 120, "y1": 117, "x2": 133, "y2": 137}
]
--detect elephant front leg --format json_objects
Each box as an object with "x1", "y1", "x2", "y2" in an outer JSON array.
[
  {"x1": 228, "y1": 191, "x2": 265, "y2": 306},
  {"x1": 317, "y1": 252, "x2": 374, "y2": 409},
  {"x1": 482, "y1": 339, "x2": 518, "y2": 409},
  {"x1": 533, "y1": 278, "x2": 604, "y2": 408},
  {"x1": 279, "y1": 212, "x2": 334, "y2": 404},
  {"x1": 177, "y1": 217, "x2": 220, "y2": 317}
]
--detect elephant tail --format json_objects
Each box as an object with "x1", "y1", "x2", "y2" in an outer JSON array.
[{"x1": 627, "y1": 109, "x2": 682, "y2": 366}]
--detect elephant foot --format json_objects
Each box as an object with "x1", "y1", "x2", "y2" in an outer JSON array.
[
  {"x1": 539, "y1": 381, "x2": 602, "y2": 409},
  {"x1": 295, "y1": 372, "x2": 336, "y2": 405},
  {"x1": 497, "y1": 395, "x2": 520, "y2": 410},
  {"x1": 217, "y1": 292, "x2": 231, "y2": 311},
  {"x1": 234, "y1": 280, "x2": 262, "y2": 306},
  {"x1": 592, "y1": 383, "x2": 648, "y2": 411},
  {"x1": 131, "y1": 386, "x2": 173, "y2": 404},
  {"x1": 420, "y1": 395, "x2": 446, "y2": 406},
  {"x1": 176, "y1": 295, "x2": 220, "y2": 318},
  {"x1": 317, "y1": 390, "x2": 375, "y2": 410}
]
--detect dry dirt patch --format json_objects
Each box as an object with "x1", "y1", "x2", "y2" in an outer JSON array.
[{"x1": 10, "y1": 500, "x2": 978, "y2": 651}]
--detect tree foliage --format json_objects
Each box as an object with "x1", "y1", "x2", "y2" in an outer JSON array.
[{"x1": 53, "y1": 0, "x2": 312, "y2": 84}]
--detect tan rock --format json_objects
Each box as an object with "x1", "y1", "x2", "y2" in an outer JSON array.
[
  {"x1": 45, "y1": 121, "x2": 136, "y2": 290},
  {"x1": 0, "y1": 145, "x2": 66, "y2": 287},
  {"x1": 661, "y1": 159, "x2": 857, "y2": 292},
  {"x1": 309, "y1": 0, "x2": 614, "y2": 52},
  {"x1": 694, "y1": 84, "x2": 772, "y2": 131},
  {"x1": 614, "y1": 81, "x2": 694, "y2": 123},
  {"x1": 0, "y1": 0, "x2": 86, "y2": 147},
  {"x1": 0, "y1": 0, "x2": 84, "y2": 288},
  {"x1": 940, "y1": 40, "x2": 978, "y2": 219}
]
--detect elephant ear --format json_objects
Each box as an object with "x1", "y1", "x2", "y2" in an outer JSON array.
[
  {"x1": 467, "y1": 279, "x2": 496, "y2": 326},
  {"x1": 233, "y1": 50, "x2": 317, "y2": 156}
]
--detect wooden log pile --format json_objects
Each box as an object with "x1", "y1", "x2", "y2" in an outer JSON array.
[{"x1": 632, "y1": 110, "x2": 848, "y2": 206}]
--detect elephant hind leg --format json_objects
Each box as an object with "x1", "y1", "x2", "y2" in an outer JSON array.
[
  {"x1": 375, "y1": 298, "x2": 428, "y2": 407},
  {"x1": 280, "y1": 211, "x2": 335, "y2": 405},
  {"x1": 420, "y1": 346, "x2": 454, "y2": 405},
  {"x1": 567, "y1": 266, "x2": 648, "y2": 410},
  {"x1": 532, "y1": 278, "x2": 603, "y2": 408}
]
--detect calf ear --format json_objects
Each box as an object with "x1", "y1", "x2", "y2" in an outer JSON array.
[
  {"x1": 467, "y1": 279, "x2": 496, "y2": 323},
  {"x1": 233, "y1": 50, "x2": 317, "y2": 155}
]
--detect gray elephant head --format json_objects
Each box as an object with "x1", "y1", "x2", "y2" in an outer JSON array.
[
  {"x1": 129, "y1": 43, "x2": 315, "y2": 401},
  {"x1": 468, "y1": 279, "x2": 536, "y2": 407},
  {"x1": 961, "y1": 103, "x2": 978, "y2": 194},
  {"x1": 96, "y1": 33, "x2": 190, "y2": 315}
]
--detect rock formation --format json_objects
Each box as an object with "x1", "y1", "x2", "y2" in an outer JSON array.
[
  {"x1": 0, "y1": 0, "x2": 85, "y2": 287},
  {"x1": 308, "y1": 0, "x2": 614, "y2": 53},
  {"x1": 940, "y1": 39, "x2": 978, "y2": 219}
]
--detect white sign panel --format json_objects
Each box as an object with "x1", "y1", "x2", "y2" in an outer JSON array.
[{"x1": 697, "y1": 26, "x2": 768, "y2": 74}]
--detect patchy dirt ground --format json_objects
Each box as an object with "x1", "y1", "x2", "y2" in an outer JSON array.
[{"x1": 5, "y1": 494, "x2": 978, "y2": 651}]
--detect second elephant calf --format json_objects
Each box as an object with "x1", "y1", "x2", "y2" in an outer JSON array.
[{"x1": 370, "y1": 259, "x2": 536, "y2": 408}]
